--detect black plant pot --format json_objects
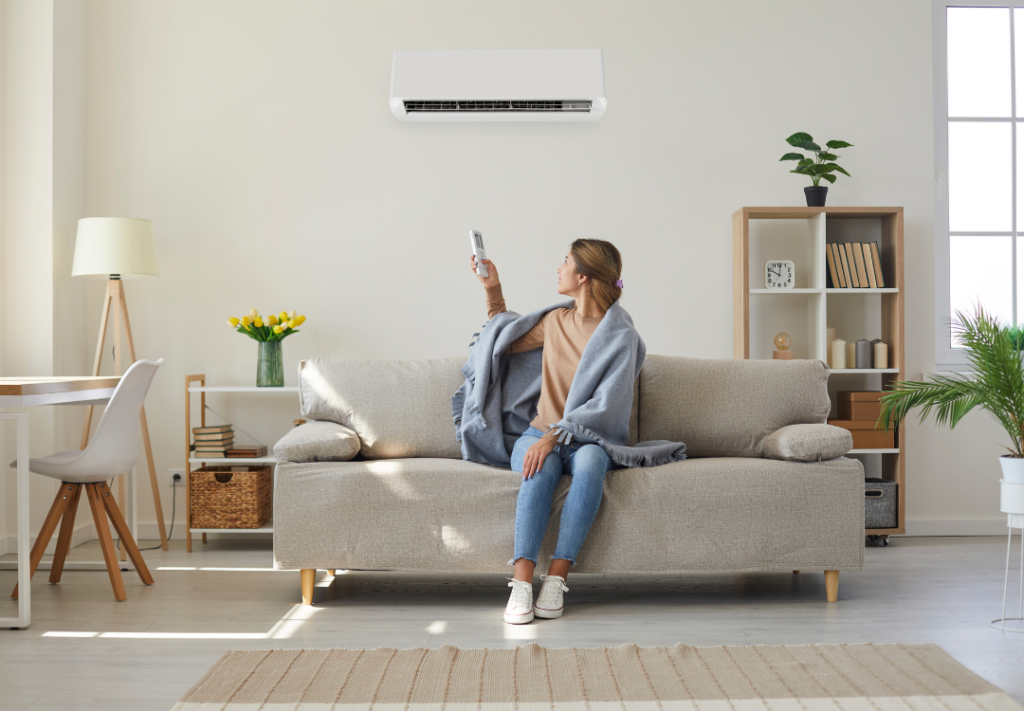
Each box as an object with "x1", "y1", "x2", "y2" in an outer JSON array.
[{"x1": 805, "y1": 186, "x2": 828, "y2": 207}]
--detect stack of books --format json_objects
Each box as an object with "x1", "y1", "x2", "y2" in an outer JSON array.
[
  {"x1": 826, "y1": 241, "x2": 886, "y2": 289},
  {"x1": 192, "y1": 424, "x2": 234, "y2": 458}
]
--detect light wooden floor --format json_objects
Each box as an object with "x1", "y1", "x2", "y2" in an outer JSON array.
[{"x1": 2, "y1": 536, "x2": 1024, "y2": 710}]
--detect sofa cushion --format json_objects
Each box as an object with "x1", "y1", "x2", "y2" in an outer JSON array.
[
  {"x1": 273, "y1": 421, "x2": 361, "y2": 463},
  {"x1": 298, "y1": 357, "x2": 465, "y2": 459},
  {"x1": 273, "y1": 455, "x2": 864, "y2": 573},
  {"x1": 638, "y1": 356, "x2": 831, "y2": 458},
  {"x1": 763, "y1": 424, "x2": 852, "y2": 462}
]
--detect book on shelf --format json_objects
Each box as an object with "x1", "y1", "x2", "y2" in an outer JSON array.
[
  {"x1": 862, "y1": 244, "x2": 878, "y2": 288},
  {"x1": 827, "y1": 241, "x2": 886, "y2": 288},
  {"x1": 194, "y1": 440, "x2": 234, "y2": 450},
  {"x1": 832, "y1": 244, "x2": 848, "y2": 287},
  {"x1": 852, "y1": 243, "x2": 869, "y2": 287},
  {"x1": 226, "y1": 445, "x2": 268, "y2": 458},
  {"x1": 869, "y1": 242, "x2": 885, "y2": 287},
  {"x1": 192, "y1": 424, "x2": 232, "y2": 434},
  {"x1": 193, "y1": 430, "x2": 235, "y2": 442},
  {"x1": 843, "y1": 243, "x2": 858, "y2": 287},
  {"x1": 825, "y1": 245, "x2": 839, "y2": 288}
]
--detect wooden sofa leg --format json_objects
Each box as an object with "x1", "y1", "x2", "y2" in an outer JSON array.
[
  {"x1": 327, "y1": 569, "x2": 335, "y2": 576},
  {"x1": 825, "y1": 570, "x2": 839, "y2": 602},
  {"x1": 301, "y1": 569, "x2": 315, "y2": 605}
]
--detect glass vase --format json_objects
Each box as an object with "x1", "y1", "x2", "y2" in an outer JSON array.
[{"x1": 257, "y1": 341, "x2": 284, "y2": 387}]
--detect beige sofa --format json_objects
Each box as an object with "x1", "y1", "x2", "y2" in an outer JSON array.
[{"x1": 273, "y1": 355, "x2": 864, "y2": 605}]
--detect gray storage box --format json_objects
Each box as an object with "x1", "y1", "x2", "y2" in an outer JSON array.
[{"x1": 865, "y1": 477, "x2": 897, "y2": 528}]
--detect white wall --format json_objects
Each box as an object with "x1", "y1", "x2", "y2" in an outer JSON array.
[
  {"x1": 0, "y1": 0, "x2": 91, "y2": 553},
  {"x1": 3, "y1": 0, "x2": 1006, "y2": 541}
]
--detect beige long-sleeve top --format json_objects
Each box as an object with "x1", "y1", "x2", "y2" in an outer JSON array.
[{"x1": 486, "y1": 284, "x2": 603, "y2": 445}]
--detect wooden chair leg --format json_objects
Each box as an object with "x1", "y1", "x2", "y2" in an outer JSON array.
[
  {"x1": 85, "y1": 483, "x2": 127, "y2": 601},
  {"x1": 49, "y1": 484, "x2": 82, "y2": 584},
  {"x1": 97, "y1": 481, "x2": 154, "y2": 585},
  {"x1": 11, "y1": 484, "x2": 73, "y2": 599},
  {"x1": 301, "y1": 569, "x2": 315, "y2": 605},
  {"x1": 825, "y1": 570, "x2": 839, "y2": 602}
]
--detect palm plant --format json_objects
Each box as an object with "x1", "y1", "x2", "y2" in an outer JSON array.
[{"x1": 878, "y1": 306, "x2": 1024, "y2": 458}]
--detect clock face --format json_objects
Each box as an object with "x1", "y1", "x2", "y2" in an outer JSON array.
[{"x1": 765, "y1": 260, "x2": 795, "y2": 289}]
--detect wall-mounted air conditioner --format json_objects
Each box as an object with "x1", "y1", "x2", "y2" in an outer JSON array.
[{"x1": 390, "y1": 49, "x2": 606, "y2": 122}]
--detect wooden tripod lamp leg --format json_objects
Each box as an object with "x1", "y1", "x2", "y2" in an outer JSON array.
[
  {"x1": 81, "y1": 281, "x2": 115, "y2": 450},
  {"x1": 117, "y1": 285, "x2": 168, "y2": 551}
]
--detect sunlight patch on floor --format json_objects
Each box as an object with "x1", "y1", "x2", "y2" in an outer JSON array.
[{"x1": 41, "y1": 604, "x2": 323, "y2": 640}]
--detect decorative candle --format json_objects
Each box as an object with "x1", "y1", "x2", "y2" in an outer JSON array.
[
  {"x1": 873, "y1": 340, "x2": 888, "y2": 369},
  {"x1": 855, "y1": 338, "x2": 872, "y2": 369},
  {"x1": 831, "y1": 338, "x2": 847, "y2": 369},
  {"x1": 846, "y1": 342, "x2": 856, "y2": 369},
  {"x1": 826, "y1": 327, "x2": 836, "y2": 366}
]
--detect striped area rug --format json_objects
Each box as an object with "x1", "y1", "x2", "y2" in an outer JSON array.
[{"x1": 173, "y1": 642, "x2": 1023, "y2": 710}]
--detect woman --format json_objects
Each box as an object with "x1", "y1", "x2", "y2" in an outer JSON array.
[{"x1": 470, "y1": 239, "x2": 626, "y2": 625}]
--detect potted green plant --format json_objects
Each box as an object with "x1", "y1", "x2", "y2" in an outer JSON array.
[
  {"x1": 877, "y1": 306, "x2": 1024, "y2": 483},
  {"x1": 780, "y1": 132, "x2": 853, "y2": 207}
]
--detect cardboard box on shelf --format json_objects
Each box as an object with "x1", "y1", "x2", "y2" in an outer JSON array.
[
  {"x1": 828, "y1": 418, "x2": 894, "y2": 449},
  {"x1": 837, "y1": 391, "x2": 884, "y2": 421}
]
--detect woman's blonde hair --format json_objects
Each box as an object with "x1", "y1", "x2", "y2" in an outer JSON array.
[{"x1": 570, "y1": 239, "x2": 622, "y2": 311}]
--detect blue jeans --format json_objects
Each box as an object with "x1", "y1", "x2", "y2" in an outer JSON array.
[{"x1": 511, "y1": 426, "x2": 612, "y2": 566}]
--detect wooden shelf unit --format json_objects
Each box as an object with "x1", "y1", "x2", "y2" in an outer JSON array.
[
  {"x1": 184, "y1": 376, "x2": 298, "y2": 550},
  {"x1": 733, "y1": 206, "x2": 905, "y2": 537}
]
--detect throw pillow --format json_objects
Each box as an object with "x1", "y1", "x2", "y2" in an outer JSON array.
[
  {"x1": 273, "y1": 420, "x2": 361, "y2": 463},
  {"x1": 762, "y1": 423, "x2": 852, "y2": 462}
]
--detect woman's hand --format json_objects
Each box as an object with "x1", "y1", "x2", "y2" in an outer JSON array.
[
  {"x1": 470, "y1": 256, "x2": 500, "y2": 289},
  {"x1": 522, "y1": 437, "x2": 555, "y2": 479}
]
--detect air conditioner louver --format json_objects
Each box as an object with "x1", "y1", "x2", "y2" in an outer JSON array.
[
  {"x1": 404, "y1": 100, "x2": 593, "y2": 113},
  {"x1": 391, "y1": 50, "x2": 606, "y2": 122}
]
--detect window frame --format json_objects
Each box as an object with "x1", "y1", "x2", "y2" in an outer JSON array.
[{"x1": 933, "y1": 0, "x2": 1021, "y2": 368}]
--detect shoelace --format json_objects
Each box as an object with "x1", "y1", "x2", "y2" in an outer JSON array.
[
  {"x1": 537, "y1": 574, "x2": 569, "y2": 605},
  {"x1": 507, "y1": 578, "x2": 533, "y2": 608}
]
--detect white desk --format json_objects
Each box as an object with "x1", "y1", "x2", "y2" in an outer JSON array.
[{"x1": 0, "y1": 376, "x2": 120, "y2": 629}]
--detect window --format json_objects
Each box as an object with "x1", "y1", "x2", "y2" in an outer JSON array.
[{"x1": 934, "y1": 1, "x2": 1024, "y2": 365}]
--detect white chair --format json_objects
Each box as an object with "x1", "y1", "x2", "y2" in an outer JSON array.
[{"x1": 11, "y1": 358, "x2": 165, "y2": 602}]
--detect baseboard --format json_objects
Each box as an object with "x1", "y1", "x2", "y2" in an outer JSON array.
[
  {"x1": 903, "y1": 518, "x2": 1011, "y2": 536},
  {"x1": 2, "y1": 521, "x2": 96, "y2": 556},
  {"x1": 2, "y1": 522, "x2": 272, "y2": 551}
]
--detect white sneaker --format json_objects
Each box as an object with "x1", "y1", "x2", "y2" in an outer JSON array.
[
  {"x1": 504, "y1": 579, "x2": 535, "y2": 624},
  {"x1": 534, "y1": 574, "x2": 568, "y2": 618}
]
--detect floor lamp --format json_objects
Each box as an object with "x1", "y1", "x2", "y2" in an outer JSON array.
[{"x1": 72, "y1": 217, "x2": 168, "y2": 553}]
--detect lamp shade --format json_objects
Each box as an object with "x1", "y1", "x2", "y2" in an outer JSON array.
[{"x1": 71, "y1": 217, "x2": 159, "y2": 278}]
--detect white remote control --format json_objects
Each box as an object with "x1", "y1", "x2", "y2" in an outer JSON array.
[{"x1": 470, "y1": 230, "x2": 489, "y2": 278}]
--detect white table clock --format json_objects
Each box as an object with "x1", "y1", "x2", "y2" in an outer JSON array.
[{"x1": 765, "y1": 260, "x2": 795, "y2": 289}]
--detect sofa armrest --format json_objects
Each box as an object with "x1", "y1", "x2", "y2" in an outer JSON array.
[
  {"x1": 273, "y1": 421, "x2": 361, "y2": 464},
  {"x1": 763, "y1": 424, "x2": 853, "y2": 462}
]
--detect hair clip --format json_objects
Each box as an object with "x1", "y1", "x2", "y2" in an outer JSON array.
[{"x1": 615, "y1": 279, "x2": 624, "y2": 289}]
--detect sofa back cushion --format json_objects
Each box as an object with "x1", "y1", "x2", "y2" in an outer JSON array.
[
  {"x1": 638, "y1": 356, "x2": 831, "y2": 458},
  {"x1": 299, "y1": 357, "x2": 466, "y2": 459}
]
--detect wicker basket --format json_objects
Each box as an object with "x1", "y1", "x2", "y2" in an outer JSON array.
[{"x1": 190, "y1": 465, "x2": 272, "y2": 529}]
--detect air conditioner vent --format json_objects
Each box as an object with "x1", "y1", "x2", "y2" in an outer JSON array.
[{"x1": 404, "y1": 100, "x2": 592, "y2": 113}]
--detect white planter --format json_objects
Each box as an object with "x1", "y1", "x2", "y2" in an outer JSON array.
[{"x1": 1001, "y1": 455, "x2": 1024, "y2": 484}]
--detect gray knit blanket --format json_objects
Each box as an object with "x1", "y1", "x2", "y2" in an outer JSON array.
[{"x1": 451, "y1": 299, "x2": 687, "y2": 468}]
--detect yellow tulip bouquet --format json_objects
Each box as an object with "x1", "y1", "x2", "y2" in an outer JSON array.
[{"x1": 228, "y1": 308, "x2": 306, "y2": 342}]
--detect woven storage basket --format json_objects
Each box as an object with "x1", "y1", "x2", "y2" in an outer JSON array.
[{"x1": 190, "y1": 465, "x2": 272, "y2": 529}]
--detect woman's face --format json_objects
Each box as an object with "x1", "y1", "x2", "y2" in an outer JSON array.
[{"x1": 557, "y1": 250, "x2": 585, "y2": 297}]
